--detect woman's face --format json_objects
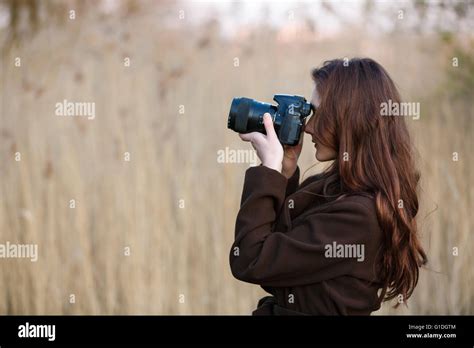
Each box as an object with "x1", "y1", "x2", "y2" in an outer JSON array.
[{"x1": 304, "y1": 87, "x2": 337, "y2": 162}]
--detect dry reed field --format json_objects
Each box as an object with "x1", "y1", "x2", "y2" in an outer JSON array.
[{"x1": 0, "y1": 0, "x2": 473, "y2": 314}]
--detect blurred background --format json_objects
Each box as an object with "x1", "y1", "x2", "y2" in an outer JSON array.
[{"x1": 0, "y1": 0, "x2": 473, "y2": 314}]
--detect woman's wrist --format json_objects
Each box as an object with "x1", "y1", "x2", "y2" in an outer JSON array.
[
  {"x1": 282, "y1": 165, "x2": 297, "y2": 179},
  {"x1": 262, "y1": 160, "x2": 282, "y2": 173}
]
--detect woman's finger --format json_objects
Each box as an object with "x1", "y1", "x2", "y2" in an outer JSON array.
[
  {"x1": 239, "y1": 132, "x2": 265, "y2": 145},
  {"x1": 239, "y1": 133, "x2": 254, "y2": 142},
  {"x1": 263, "y1": 113, "x2": 278, "y2": 140},
  {"x1": 239, "y1": 133, "x2": 256, "y2": 151}
]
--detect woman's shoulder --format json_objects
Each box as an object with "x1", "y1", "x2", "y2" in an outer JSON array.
[
  {"x1": 302, "y1": 193, "x2": 384, "y2": 260},
  {"x1": 311, "y1": 192, "x2": 381, "y2": 234},
  {"x1": 337, "y1": 192, "x2": 376, "y2": 210},
  {"x1": 331, "y1": 192, "x2": 377, "y2": 218}
]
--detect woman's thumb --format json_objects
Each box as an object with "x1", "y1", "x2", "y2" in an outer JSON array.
[{"x1": 263, "y1": 113, "x2": 277, "y2": 138}]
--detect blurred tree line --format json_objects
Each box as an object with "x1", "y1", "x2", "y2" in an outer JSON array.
[
  {"x1": 0, "y1": 0, "x2": 472, "y2": 100},
  {"x1": 1, "y1": 0, "x2": 472, "y2": 38}
]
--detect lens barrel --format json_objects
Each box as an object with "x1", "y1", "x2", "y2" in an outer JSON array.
[{"x1": 228, "y1": 97, "x2": 275, "y2": 134}]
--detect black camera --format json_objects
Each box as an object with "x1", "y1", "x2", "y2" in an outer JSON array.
[{"x1": 227, "y1": 94, "x2": 312, "y2": 146}]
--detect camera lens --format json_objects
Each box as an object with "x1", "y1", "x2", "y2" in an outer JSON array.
[
  {"x1": 228, "y1": 98, "x2": 251, "y2": 132},
  {"x1": 228, "y1": 97, "x2": 276, "y2": 134}
]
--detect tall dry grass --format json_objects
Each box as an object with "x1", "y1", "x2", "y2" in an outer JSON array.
[{"x1": 0, "y1": 3, "x2": 472, "y2": 314}]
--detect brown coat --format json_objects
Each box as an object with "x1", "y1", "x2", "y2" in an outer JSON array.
[{"x1": 229, "y1": 165, "x2": 384, "y2": 315}]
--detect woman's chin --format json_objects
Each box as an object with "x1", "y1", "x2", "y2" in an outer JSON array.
[{"x1": 315, "y1": 153, "x2": 329, "y2": 162}]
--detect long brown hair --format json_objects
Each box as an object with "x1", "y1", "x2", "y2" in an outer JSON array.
[{"x1": 310, "y1": 58, "x2": 427, "y2": 306}]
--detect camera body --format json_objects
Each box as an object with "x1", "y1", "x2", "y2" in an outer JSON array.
[{"x1": 227, "y1": 94, "x2": 312, "y2": 146}]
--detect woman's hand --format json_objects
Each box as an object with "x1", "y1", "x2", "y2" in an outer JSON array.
[{"x1": 239, "y1": 113, "x2": 284, "y2": 173}]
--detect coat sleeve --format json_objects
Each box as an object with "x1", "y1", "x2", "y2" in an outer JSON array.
[{"x1": 229, "y1": 165, "x2": 376, "y2": 287}]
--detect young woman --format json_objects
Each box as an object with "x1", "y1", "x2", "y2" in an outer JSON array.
[{"x1": 229, "y1": 58, "x2": 427, "y2": 315}]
